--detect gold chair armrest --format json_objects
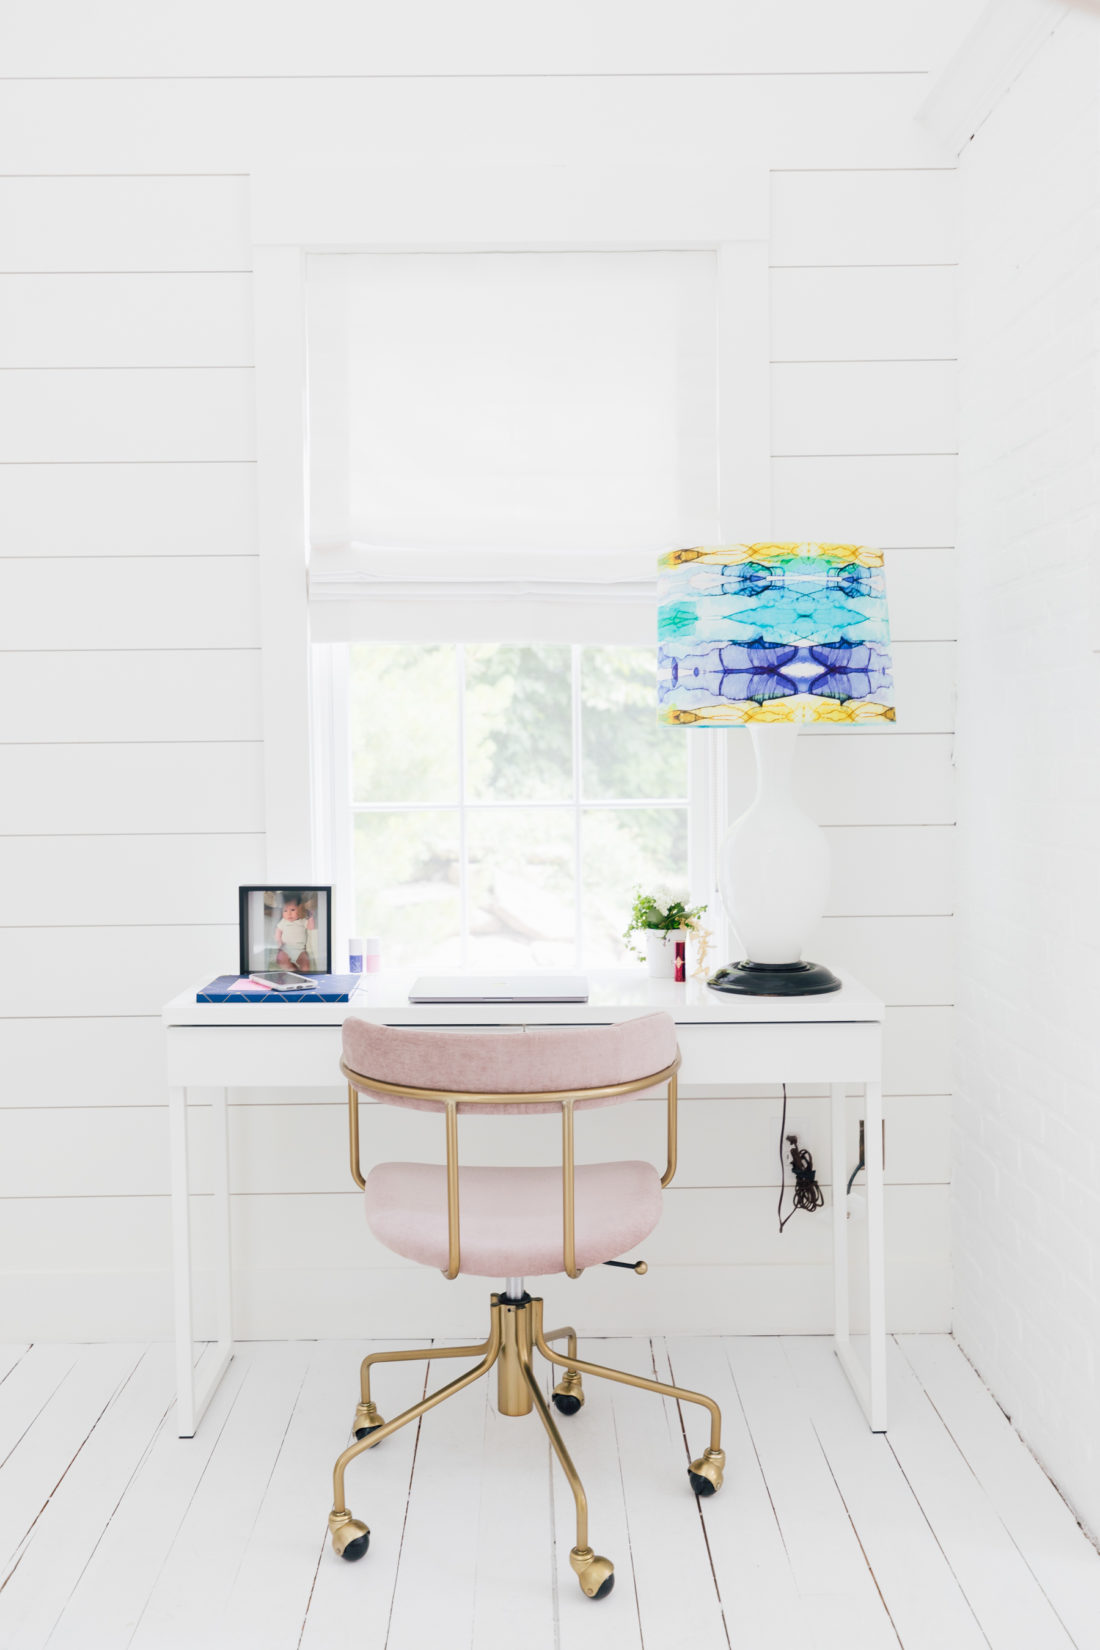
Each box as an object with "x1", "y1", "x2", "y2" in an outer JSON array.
[
  {"x1": 561, "y1": 1098, "x2": 578, "y2": 1278},
  {"x1": 443, "y1": 1099, "x2": 461, "y2": 1279},
  {"x1": 661, "y1": 1068, "x2": 679, "y2": 1188},
  {"x1": 347, "y1": 1082, "x2": 366, "y2": 1190}
]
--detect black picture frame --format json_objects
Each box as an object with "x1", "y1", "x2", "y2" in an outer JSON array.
[{"x1": 238, "y1": 886, "x2": 333, "y2": 977}]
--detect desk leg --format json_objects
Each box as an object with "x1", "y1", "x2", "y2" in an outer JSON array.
[
  {"x1": 831, "y1": 1081, "x2": 888, "y2": 1432},
  {"x1": 170, "y1": 1085, "x2": 235, "y2": 1439},
  {"x1": 830, "y1": 1084, "x2": 850, "y2": 1352},
  {"x1": 212, "y1": 1086, "x2": 234, "y2": 1350},
  {"x1": 864, "y1": 1080, "x2": 887, "y2": 1430},
  {"x1": 169, "y1": 1085, "x2": 197, "y2": 1437}
]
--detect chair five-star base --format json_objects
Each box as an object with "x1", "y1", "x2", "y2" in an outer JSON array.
[{"x1": 327, "y1": 1288, "x2": 726, "y2": 1600}]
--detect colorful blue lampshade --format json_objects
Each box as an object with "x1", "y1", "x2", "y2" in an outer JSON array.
[{"x1": 657, "y1": 542, "x2": 894, "y2": 726}]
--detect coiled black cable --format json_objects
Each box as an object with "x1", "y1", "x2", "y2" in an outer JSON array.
[{"x1": 777, "y1": 1082, "x2": 825, "y2": 1233}]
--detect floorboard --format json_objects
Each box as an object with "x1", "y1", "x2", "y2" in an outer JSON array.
[
  {"x1": 725, "y1": 1335, "x2": 900, "y2": 1649},
  {"x1": 0, "y1": 1344, "x2": 174, "y2": 1650},
  {"x1": 45, "y1": 1346, "x2": 252, "y2": 1650},
  {"x1": 219, "y1": 1340, "x2": 380, "y2": 1650},
  {"x1": 470, "y1": 1359, "x2": 557, "y2": 1650},
  {"x1": 609, "y1": 1337, "x2": 729, "y2": 1650},
  {"x1": 661, "y1": 1336, "x2": 804, "y2": 1644},
  {"x1": 0, "y1": 1344, "x2": 83, "y2": 1475},
  {"x1": 782, "y1": 1335, "x2": 987, "y2": 1650},
  {"x1": 128, "y1": 1341, "x2": 314, "y2": 1650},
  {"x1": 383, "y1": 1343, "x2": 494, "y2": 1650},
  {"x1": 0, "y1": 1343, "x2": 143, "y2": 1578},
  {"x1": 1, "y1": 1334, "x2": 1098, "y2": 1650},
  {"x1": 898, "y1": 1335, "x2": 1100, "y2": 1650},
  {"x1": 883, "y1": 1339, "x2": 1076, "y2": 1650},
  {"x1": 298, "y1": 1341, "x2": 429, "y2": 1650},
  {"x1": 545, "y1": 1340, "x2": 645, "y2": 1650},
  {"x1": 0, "y1": 1345, "x2": 31, "y2": 1388}
]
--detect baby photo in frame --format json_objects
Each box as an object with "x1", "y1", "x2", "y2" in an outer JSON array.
[{"x1": 238, "y1": 886, "x2": 333, "y2": 976}]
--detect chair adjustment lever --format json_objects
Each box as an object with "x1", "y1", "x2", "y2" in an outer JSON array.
[{"x1": 603, "y1": 1259, "x2": 648, "y2": 1275}]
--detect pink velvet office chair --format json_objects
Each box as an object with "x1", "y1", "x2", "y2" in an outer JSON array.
[{"x1": 326, "y1": 1010, "x2": 726, "y2": 1599}]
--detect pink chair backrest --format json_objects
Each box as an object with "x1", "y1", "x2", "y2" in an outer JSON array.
[{"x1": 341, "y1": 1013, "x2": 678, "y2": 1114}]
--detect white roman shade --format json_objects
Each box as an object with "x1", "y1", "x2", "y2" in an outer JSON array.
[{"x1": 306, "y1": 250, "x2": 719, "y2": 642}]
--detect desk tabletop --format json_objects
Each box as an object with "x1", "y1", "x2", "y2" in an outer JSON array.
[{"x1": 162, "y1": 968, "x2": 885, "y2": 1029}]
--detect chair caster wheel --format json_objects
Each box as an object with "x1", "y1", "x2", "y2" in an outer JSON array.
[
  {"x1": 688, "y1": 1447, "x2": 726, "y2": 1497},
  {"x1": 570, "y1": 1547, "x2": 614, "y2": 1599},
  {"x1": 329, "y1": 1511, "x2": 371, "y2": 1560},
  {"x1": 551, "y1": 1373, "x2": 584, "y2": 1416},
  {"x1": 353, "y1": 1402, "x2": 384, "y2": 1441}
]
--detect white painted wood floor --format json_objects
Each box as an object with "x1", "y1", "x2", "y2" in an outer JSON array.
[{"x1": 2, "y1": 1334, "x2": 1099, "y2": 1650}]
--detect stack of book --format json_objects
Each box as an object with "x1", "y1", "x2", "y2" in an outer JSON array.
[{"x1": 196, "y1": 975, "x2": 363, "y2": 1004}]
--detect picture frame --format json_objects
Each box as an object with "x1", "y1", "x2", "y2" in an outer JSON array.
[{"x1": 238, "y1": 886, "x2": 333, "y2": 976}]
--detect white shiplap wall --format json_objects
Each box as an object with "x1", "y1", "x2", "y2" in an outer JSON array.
[{"x1": 0, "y1": 0, "x2": 967, "y2": 1341}]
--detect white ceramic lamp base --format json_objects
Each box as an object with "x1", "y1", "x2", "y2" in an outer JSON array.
[{"x1": 710, "y1": 724, "x2": 840, "y2": 996}]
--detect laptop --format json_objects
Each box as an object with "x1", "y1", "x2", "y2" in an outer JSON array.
[{"x1": 408, "y1": 973, "x2": 589, "y2": 1004}]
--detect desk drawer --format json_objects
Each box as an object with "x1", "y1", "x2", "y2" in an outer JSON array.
[
  {"x1": 167, "y1": 1024, "x2": 343, "y2": 1087},
  {"x1": 676, "y1": 1020, "x2": 881, "y2": 1087},
  {"x1": 167, "y1": 1018, "x2": 882, "y2": 1090}
]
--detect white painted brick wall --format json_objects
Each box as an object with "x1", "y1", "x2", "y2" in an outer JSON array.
[{"x1": 954, "y1": 9, "x2": 1100, "y2": 1538}]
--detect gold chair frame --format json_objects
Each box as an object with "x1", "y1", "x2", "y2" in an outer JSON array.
[{"x1": 328, "y1": 1048, "x2": 725, "y2": 1600}]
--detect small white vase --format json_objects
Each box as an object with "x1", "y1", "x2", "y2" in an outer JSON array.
[{"x1": 644, "y1": 928, "x2": 686, "y2": 979}]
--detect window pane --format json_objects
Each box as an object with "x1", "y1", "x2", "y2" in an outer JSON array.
[
  {"x1": 581, "y1": 808, "x2": 689, "y2": 966},
  {"x1": 467, "y1": 808, "x2": 576, "y2": 969},
  {"x1": 465, "y1": 643, "x2": 573, "y2": 803},
  {"x1": 350, "y1": 643, "x2": 458, "y2": 803},
  {"x1": 346, "y1": 643, "x2": 695, "y2": 971},
  {"x1": 581, "y1": 646, "x2": 687, "y2": 801},
  {"x1": 354, "y1": 811, "x2": 461, "y2": 968}
]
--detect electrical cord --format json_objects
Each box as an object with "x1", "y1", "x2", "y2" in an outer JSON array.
[{"x1": 777, "y1": 1083, "x2": 824, "y2": 1233}]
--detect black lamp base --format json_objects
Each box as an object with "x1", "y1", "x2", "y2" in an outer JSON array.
[{"x1": 708, "y1": 960, "x2": 842, "y2": 997}]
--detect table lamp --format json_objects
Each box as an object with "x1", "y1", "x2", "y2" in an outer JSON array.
[{"x1": 657, "y1": 542, "x2": 894, "y2": 995}]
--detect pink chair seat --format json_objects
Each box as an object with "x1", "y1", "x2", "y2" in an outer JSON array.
[{"x1": 365, "y1": 1159, "x2": 662, "y2": 1278}]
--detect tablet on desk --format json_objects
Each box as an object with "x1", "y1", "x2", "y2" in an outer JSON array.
[{"x1": 408, "y1": 974, "x2": 589, "y2": 1004}]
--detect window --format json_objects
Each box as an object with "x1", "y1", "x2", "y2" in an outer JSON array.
[
  {"x1": 307, "y1": 246, "x2": 727, "y2": 963},
  {"x1": 336, "y1": 641, "x2": 693, "y2": 970}
]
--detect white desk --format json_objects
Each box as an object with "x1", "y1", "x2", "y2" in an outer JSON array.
[{"x1": 163, "y1": 968, "x2": 887, "y2": 1437}]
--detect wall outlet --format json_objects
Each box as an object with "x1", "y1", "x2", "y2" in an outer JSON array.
[{"x1": 858, "y1": 1118, "x2": 886, "y2": 1167}]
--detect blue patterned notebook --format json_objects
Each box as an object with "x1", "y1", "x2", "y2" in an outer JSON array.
[{"x1": 197, "y1": 974, "x2": 363, "y2": 1004}]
